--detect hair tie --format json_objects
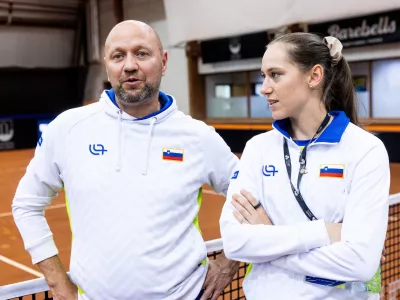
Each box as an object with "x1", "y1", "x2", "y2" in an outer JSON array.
[{"x1": 323, "y1": 36, "x2": 343, "y2": 66}]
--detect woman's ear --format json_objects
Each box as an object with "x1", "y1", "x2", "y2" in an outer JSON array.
[{"x1": 308, "y1": 64, "x2": 324, "y2": 89}]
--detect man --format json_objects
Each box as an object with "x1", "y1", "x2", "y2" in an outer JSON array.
[{"x1": 12, "y1": 20, "x2": 239, "y2": 300}]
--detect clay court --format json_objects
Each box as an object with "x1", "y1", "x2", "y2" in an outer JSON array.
[
  {"x1": 1, "y1": 149, "x2": 400, "y2": 299},
  {"x1": 0, "y1": 149, "x2": 230, "y2": 286}
]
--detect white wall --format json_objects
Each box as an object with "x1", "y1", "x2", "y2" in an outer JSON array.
[
  {"x1": 0, "y1": 26, "x2": 74, "y2": 68},
  {"x1": 344, "y1": 42, "x2": 400, "y2": 62},
  {"x1": 149, "y1": 20, "x2": 189, "y2": 114},
  {"x1": 164, "y1": 0, "x2": 400, "y2": 46}
]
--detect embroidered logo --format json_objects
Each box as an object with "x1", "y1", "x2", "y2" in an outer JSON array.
[
  {"x1": 89, "y1": 144, "x2": 108, "y2": 155},
  {"x1": 262, "y1": 165, "x2": 278, "y2": 177}
]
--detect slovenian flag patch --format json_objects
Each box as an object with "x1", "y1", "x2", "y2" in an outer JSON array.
[
  {"x1": 162, "y1": 148, "x2": 184, "y2": 162},
  {"x1": 320, "y1": 164, "x2": 344, "y2": 178}
]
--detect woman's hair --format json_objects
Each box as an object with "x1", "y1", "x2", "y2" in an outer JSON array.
[{"x1": 269, "y1": 32, "x2": 358, "y2": 125}]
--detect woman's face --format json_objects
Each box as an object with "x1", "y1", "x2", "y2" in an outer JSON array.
[{"x1": 260, "y1": 42, "x2": 313, "y2": 120}]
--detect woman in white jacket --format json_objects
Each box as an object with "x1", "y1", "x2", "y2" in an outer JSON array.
[{"x1": 220, "y1": 33, "x2": 390, "y2": 300}]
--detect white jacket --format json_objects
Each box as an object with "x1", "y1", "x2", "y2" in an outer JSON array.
[
  {"x1": 220, "y1": 111, "x2": 390, "y2": 300},
  {"x1": 12, "y1": 90, "x2": 238, "y2": 300}
]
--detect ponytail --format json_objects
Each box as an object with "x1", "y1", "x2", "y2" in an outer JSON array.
[{"x1": 324, "y1": 58, "x2": 359, "y2": 125}]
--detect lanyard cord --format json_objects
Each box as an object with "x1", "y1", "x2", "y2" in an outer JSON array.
[{"x1": 283, "y1": 114, "x2": 331, "y2": 221}]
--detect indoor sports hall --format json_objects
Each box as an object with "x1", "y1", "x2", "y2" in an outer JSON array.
[{"x1": 1, "y1": 0, "x2": 400, "y2": 299}]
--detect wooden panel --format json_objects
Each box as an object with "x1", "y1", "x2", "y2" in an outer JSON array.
[
  {"x1": 186, "y1": 41, "x2": 206, "y2": 120},
  {"x1": 113, "y1": 0, "x2": 124, "y2": 23}
]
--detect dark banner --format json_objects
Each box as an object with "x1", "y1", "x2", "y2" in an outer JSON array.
[
  {"x1": 308, "y1": 10, "x2": 400, "y2": 48},
  {"x1": 0, "y1": 67, "x2": 86, "y2": 150},
  {"x1": 200, "y1": 31, "x2": 269, "y2": 63},
  {"x1": 0, "y1": 67, "x2": 87, "y2": 116},
  {"x1": 0, "y1": 117, "x2": 55, "y2": 150}
]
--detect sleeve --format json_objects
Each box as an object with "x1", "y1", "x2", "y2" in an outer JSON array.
[
  {"x1": 220, "y1": 137, "x2": 330, "y2": 263},
  {"x1": 12, "y1": 120, "x2": 64, "y2": 264},
  {"x1": 202, "y1": 126, "x2": 239, "y2": 195},
  {"x1": 271, "y1": 143, "x2": 390, "y2": 282}
]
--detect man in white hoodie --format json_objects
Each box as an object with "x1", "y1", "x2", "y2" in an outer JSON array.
[{"x1": 12, "y1": 20, "x2": 239, "y2": 300}]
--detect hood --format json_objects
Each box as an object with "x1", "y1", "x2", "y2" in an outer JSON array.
[{"x1": 100, "y1": 88, "x2": 178, "y2": 124}]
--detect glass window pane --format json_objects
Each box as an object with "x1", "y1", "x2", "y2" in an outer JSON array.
[
  {"x1": 371, "y1": 58, "x2": 400, "y2": 118},
  {"x1": 206, "y1": 73, "x2": 247, "y2": 118},
  {"x1": 249, "y1": 71, "x2": 271, "y2": 118},
  {"x1": 215, "y1": 85, "x2": 231, "y2": 98},
  {"x1": 231, "y1": 84, "x2": 247, "y2": 97},
  {"x1": 349, "y1": 62, "x2": 370, "y2": 119}
]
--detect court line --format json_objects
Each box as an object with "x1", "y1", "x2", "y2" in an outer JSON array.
[
  {"x1": 0, "y1": 189, "x2": 220, "y2": 280},
  {"x1": 0, "y1": 204, "x2": 67, "y2": 218},
  {"x1": 0, "y1": 189, "x2": 398, "y2": 280},
  {"x1": 0, "y1": 255, "x2": 43, "y2": 278},
  {"x1": 2, "y1": 190, "x2": 398, "y2": 218},
  {"x1": 0, "y1": 191, "x2": 220, "y2": 218},
  {"x1": 203, "y1": 189, "x2": 219, "y2": 195}
]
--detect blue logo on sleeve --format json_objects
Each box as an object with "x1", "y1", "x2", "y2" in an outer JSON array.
[
  {"x1": 38, "y1": 136, "x2": 43, "y2": 146},
  {"x1": 232, "y1": 170, "x2": 239, "y2": 179},
  {"x1": 89, "y1": 144, "x2": 108, "y2": 155}
]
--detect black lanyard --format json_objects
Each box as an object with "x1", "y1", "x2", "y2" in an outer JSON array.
[{"x1": 283, "y1": 114, "x2": 331, "y2": 221}]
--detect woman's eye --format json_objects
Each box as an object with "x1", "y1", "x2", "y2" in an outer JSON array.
[{"x1": 271, "y1": 72, "x2": 280, "y2": 78}]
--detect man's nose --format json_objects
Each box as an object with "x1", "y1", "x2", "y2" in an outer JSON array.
[{"x1": 123, "y1": 53, "x2": 139, "y2": 73}]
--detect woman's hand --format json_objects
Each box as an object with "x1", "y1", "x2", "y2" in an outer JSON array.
[{"x1": 232, "y1": 189, "x2": 272, "y2": 225}]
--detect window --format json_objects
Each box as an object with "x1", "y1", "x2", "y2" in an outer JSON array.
[
  {"x1": 206, "y1": 73, "x2": 247, "y2": 118},
  {"x1": 349, "y1": 61, "x2": 370, "y2": 119},
  {"x1": 372, "y1": 58, "x2": 400, "y2": 118},
  {"x1": 204, "y1": 58, "x2": 400, "y2": 121},
  {"x1": 206, "y1": 71, "x2": 271, "y2": 119},
  {"x1": 249, "y1": 71, "x2": 271, "y2": 118},
  {"x1": 215, "y1": 85, "x2": 231, "y2": 98}
]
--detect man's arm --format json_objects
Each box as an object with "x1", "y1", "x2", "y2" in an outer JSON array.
[
  {"x1": 38, "y1": 256, "x2": 77, "y2": 299},
  {"x1": 199, "y1": 126, "x2": 240, "y2": 300},
  {"x1": 200, "y1": 252, "x2": 240, "y2": 300},
  {"x1": 12, "y1": 118, "x2": 76, "y2": 297},
  {"x1": 201, "y1": 125, "x2": 239, "y2": 195}
]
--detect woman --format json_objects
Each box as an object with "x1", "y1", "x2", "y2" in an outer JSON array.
[{"x1": 219, "y1": 33, "x2": 390, "y2": 300}]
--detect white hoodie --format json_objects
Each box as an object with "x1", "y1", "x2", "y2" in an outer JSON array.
[
  {"x1": 220, "y1": 111, "x2": 390, "y2": 300},
  {"x1": 12, "y1": 90, "x2": 238, "y2": 300}
]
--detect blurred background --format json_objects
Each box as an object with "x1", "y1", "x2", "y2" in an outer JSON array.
[{"x1": 0, "y1": 0, "x2": 399, "y2": 158}]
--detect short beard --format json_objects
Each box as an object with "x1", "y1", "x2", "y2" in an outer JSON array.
[{"x1": 114, "y1": 79, "x2": 161, "y2": 106}]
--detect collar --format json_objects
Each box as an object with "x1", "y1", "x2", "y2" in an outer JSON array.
[
  {"x1": 272, "y1": 111, "x2": 350, "y2": 143},
  {"x1": 105, "y1": 88, "x2": 171, "y2": 120}
]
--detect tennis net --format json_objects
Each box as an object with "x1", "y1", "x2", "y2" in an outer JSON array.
[
  {"x1": 0, "y1": 239, "x2": 248, "y2": 300},
  {"x1": 1, "y1": 193, "x2": 400, "y2": 300}
]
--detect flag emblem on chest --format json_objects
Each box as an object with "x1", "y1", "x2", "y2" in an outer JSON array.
[
  {"x1": 319, "y1": 164, "x2": 344, "y2": 178},
  {"x1": 162, "y1": 148, "x2": 184, "y2": 162}
]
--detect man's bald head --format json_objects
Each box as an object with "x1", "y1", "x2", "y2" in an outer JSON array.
[
  {"x1": 103, "y1": 20, "x2": 168, "y2": 109},
  {"x1": 105, "y1": 20, "x2": 163, "y2": 56}
]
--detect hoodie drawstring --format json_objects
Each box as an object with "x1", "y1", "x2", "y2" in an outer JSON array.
[
  {"x1": 142, "y1": 117, "x2": 156, "y2": 175},
  {"x1": 115, "y1": 110, "x2": 156, "y2": 174},
  {"x1": 116, "y1": 110, "x2": 123, "y2": 172}
]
